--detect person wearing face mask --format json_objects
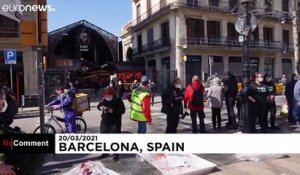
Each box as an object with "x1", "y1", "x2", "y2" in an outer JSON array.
[
  {"x1": 285, "y1": 74, "x2": 298, "y2": 124},
  {"x1": 247, "y1": 73, "x2": 268, "y2": 133},
  {"x1": 161, "y1": 78, "x2": 184, "y2": 133},
  {"x1": 46, "y1": 87, "x2": 77, "y2": 133},
  {"x1": 263, "y1": 74, "x2": 279, "y2": 130},
  {"x1": 129, "y1": 76, "x2": 151, "y2": 133},
  {"x1": 184, "y1": 75, "x2": 206, "y2": 133},
  {"x1": 97, "y1": 86, "x2": 125, "y2": 161}
]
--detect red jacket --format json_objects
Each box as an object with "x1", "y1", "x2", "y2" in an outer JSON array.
[{"x1": 184, "y1": 80, "x2": 205, "y2": 110}]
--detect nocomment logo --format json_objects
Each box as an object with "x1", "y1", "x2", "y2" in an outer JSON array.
[{"x1": 2, "y1": 4, "x2": 56, "y2": 12}]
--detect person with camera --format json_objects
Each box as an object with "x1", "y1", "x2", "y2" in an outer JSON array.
[
  {"x1": 161, "y1": 78, "x2": 184, "y2": 133},
  {"x1": 97, "y1": 86, "x2": 125, "y2": 161}
]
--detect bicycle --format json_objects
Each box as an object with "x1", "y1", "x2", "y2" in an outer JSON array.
[{"x1": 33, "y1": 108, "x2": 87, "y2": 134}]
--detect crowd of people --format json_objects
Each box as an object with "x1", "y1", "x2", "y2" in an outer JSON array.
[
  {"x1": 92, "y1": 71, "x2": 296, "y2": 142},
  {"x1": 1, "y1": 71, "x2": 299, "y2": 168}
]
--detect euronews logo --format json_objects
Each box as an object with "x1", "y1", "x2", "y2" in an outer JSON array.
[{"x1": 2, "y1": 4, "x2": 56, "y2": 12}]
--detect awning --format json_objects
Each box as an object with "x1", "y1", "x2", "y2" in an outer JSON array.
[{"x1": 0, "y1": 0, "x2": 22, "y2": 22}]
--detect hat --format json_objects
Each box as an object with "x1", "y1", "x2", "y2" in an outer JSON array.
[{"x1": 141, "y1": 76, "x2": 149, "y2": 83}]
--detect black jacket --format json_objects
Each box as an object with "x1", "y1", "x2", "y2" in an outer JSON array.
[
  {"x1": 285, "y1": 79, "x2": 297, "y2": 101},
  {"x1": 223, "y1": 75, "x2": 238, "y2": 97},
  {"x1": 97, "y1": 97, "x2": 125, "y2": 125},
  {"x1": 161, "y1": 86, "x2": 183, "y2": 115},
  {"x1": 116, "y1": 85, "x2": 125, "y2": 98}
]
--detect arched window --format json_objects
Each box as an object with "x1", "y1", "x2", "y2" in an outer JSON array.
[{"x1": 126, "y1": 47, "x2": 133, "y2": 61}]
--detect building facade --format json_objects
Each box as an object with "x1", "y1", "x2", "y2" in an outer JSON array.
[
  {"x1": 0, "y1": 0, "x2": 48, "y2": 101},
  {"x1": 121, "y1": 0, "x2": 299, "y2": 89}
]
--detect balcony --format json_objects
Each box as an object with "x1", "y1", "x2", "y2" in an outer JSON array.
[
  {"x1": 182, "y1": 36, "x2": 284, "y2": 50},
  {"x1": 0, "y1": 26, "x2": 19, "y2": 38},
  {"x1": 133, "y1": 38, "x2": 170, "y2": 56},
  {"x1": 132, "y1": 0, "x2": 231, "y2": 32}
]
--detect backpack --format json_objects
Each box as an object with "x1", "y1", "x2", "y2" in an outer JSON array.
[
  {"x1": 191, "y1": 86, "x2": 204, "y2": 107},
  {"x1": 71, "y1": 93, "x2": 90, "y2": 114}
]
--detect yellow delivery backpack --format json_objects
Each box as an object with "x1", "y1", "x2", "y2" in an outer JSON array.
[{"x1": 72, "y1": 93, "x2": 90, "y2": 114}]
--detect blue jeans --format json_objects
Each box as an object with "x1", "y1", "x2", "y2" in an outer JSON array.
[
  {"x1": 138, "y1": 121, "x2": 147, "y2": 133},
  {"x1": 292, "y1": 100, "x2": 300, "y2": 124}
]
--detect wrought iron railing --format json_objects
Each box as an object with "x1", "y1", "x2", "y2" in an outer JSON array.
[
  {"x1": 133, "y1": 38, "x2": 170, "y2": 56},
  {"x1": 0, "y1": 26, "x2": 19, "y2": 38},
  {"x1": 183, "y1": 36, "x2": 283, "y2": 50}
]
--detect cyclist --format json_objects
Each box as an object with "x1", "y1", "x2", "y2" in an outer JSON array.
[{"x1": 46, "y1": 87, "x2": 77, "y2": 133}]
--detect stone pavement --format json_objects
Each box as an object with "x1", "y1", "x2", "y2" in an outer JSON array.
[{"x1": 12, "y1": 95, "x2": 300, "y2": 174}]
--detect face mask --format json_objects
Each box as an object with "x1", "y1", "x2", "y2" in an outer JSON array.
[
  {"x1": 0, "y1": 100, "x2": 8, "y2": 113},
  {"x1": 257, "y1": 78, "x2": 263, "y2": 83},
  {"x1": 175, "y1": 84, "x2": 182, "y2": 89},
  {"x1": 267, "y1": 78, "x2": 272, "y2": 82},
  {"x1": 105, "y1": 96, "x2": 113, "y2": 101},
  {"x1": 118, "y1": 82, "x2": 122, "y2": 85}
]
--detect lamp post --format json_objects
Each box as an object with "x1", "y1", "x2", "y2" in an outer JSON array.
[
  {"x1": 292, "y1": 0, "x2": 299, "y2": 74},
  {"x1": 236, "y1": 0, "x2": 253, "y2": 133},
  {"x1": 36, "y1": 9, "x2": 46, "y2": 133}
]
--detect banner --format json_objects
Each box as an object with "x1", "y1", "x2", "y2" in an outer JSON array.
[
  {"x1": 55, "y1": 134, "x2": 300, "y2": 154},
  {"x1": 1, "y1": 134, "x2": 300, "y2": 154}
]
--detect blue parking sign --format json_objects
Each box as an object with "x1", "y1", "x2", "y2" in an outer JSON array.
[{"x1": 4, "y1": 49, "x2": 17, "y2": 64}]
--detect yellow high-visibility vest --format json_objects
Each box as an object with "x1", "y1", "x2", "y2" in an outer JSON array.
[{"x1": 130, "y1": 89, "x2": 149, "y2": 122}]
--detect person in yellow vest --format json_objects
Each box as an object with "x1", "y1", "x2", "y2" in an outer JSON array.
[{"x1": 130, "y1": 76, "x2": 152, "y2": 133}]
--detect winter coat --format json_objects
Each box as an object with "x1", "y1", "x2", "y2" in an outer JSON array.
[{"x1": 184, "y1": 80, "x2": 205, "y2": 110}]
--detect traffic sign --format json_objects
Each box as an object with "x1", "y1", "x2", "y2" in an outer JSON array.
[
  {"x1": 235, "y1": 14, "x2": 257, "y2": 36},
  {"x1": 4, "y1": 49, "x2": 17, "y2": 64},
  {"x1": 209, "y1": 57, "x2": 214, "y2": 65}
]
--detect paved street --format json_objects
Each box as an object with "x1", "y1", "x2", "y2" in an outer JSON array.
[{"x1": 11, "y1": 94, "x2": 300, "y2": 174}]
